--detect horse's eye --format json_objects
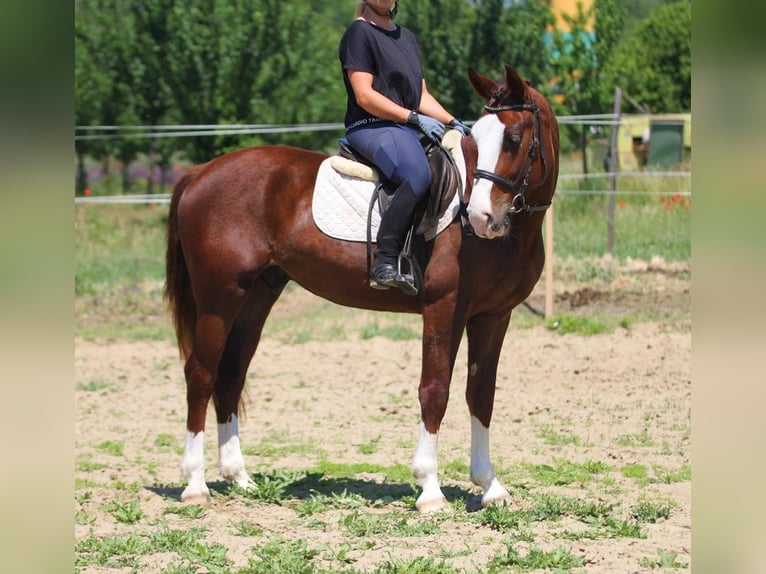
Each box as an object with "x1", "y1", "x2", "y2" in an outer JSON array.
[{"x1": 503, "y1": 131, "x2": 522, "y2": 150}]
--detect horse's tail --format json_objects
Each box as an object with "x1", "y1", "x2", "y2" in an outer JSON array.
[{"x1": 164, "y1": 165, "x2": 203, "y2": 360}]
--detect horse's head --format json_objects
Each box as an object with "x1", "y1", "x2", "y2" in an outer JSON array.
[{"x1": 464, "y1": 65, "x2": 559, "y2": 239}]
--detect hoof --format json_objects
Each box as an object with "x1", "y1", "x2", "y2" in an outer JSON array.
[
  {"x1": 181, "y1": 488, "x2": 211, "y2": 505},
  {"x1": 416, "y1": 495, "x2": 450, "y2": 513},
  {"x1": 481, "y1": 490, "x2": 512, "y2": 508}
]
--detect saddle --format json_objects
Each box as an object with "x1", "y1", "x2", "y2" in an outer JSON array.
[{"x1": 334, "y1": 133, "x2": 462, "y2": 236}]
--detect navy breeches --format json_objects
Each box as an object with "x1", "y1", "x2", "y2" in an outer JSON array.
[{"x1": 346, "y1": 123, "x2": 432, "y2": 200}]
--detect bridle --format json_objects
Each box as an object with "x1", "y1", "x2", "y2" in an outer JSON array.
[{"x1": 472, "y1": 97, "x2": 552, "y2": 214}]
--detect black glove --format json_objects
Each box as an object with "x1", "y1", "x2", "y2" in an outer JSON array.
[
  {"x1": 449, "y1": 118, "x2": 471, "y2": 137},
  {"x1": 407, "y1": 111, "x2": 445, "y2": 143}
]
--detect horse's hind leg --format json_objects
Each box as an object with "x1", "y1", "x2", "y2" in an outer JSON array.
[
  {"x1": 181, "y1": 301, "x2": 244, "y2": 504},
  {"x1": 213, "y1": 268, "x2": 289, "y2": 489},
  {"x1": 465, "y1": 311, "x2": 513, "y2": 507}
]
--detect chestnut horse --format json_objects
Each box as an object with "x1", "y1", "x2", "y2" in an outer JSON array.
[{"x1": 165, "y1": 65, "x2": 559, "y2": 512}]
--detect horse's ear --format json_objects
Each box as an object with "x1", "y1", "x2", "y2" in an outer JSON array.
[
  {"x1": 504, "y1": 64, "x2": 528, "y2": 101},
  {"x1": 468, "y1": 67, "x2": 496, "y2": 101}
]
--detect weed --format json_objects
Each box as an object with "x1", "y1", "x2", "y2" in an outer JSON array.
[
  {"x1": 361, "y1": 322, "x2": 420, "y2": 341},
  {"x1": 488, "y1": 543, "x2": 585, "y2": 572},
  {"x1": 341, "y1": 510, "x2": 442, "y2": 538},
  {"x1": 616, "y1": 431, "x2": 655, "y2": 447},
  {"x1": 631, "y1": 500, "x2": 672, "y2": 523},
  {"x1": 160, "y1": 564, "x2": 199, "y2": 574},
  {"x1": 101, "y1": 498, "x2": 143, "y2": 524},
  {"x1": 76, "y1": 460, "x2": 108, "y2": 472},
  {"x1": 548, "y1": 315, "x2": 611, "y2": 335},
  {"x1": 239, "y1": 537, "x2": 319, "y2": 574},
  {"x1": 233, "y1": 520, "x2": 263, "y2": 537},
  {"x1": 621, "y1": 463, "x2": 649, "y2": 481},
  {"x1": 154, "y1": 433, "x2": 178, "y2": 450},
  {"x1": 231, "y1": 470, "x2": 306, "y2": 504},
  {"x1": 76, "y1": 379, "x2": 111, "y2": 392},
  {"x1": 75, "y1": 511, "x2": 96, "y2": 526},
  {"x1": 95, "y1": 439, "x2": 124, "y2": 456},
  {"x1": 527, "y1": 459, "x2": 609, "y2": 486},
  {"x1": 370, "y1": 556, "x2": 461, "y2": 574},
  {"x1": 638, "y1": 548, "x2": 689, "y2": 569},
  {"x1": 478, "y1": 503, "x2": 527, "y2": 532},
  {"x1": 314, "y1": 460, "x2": 413, "y2": 484},
  {"x1": 358, "y1": 435, "x2": 382, "y2": 455},
  {"x1": 76, "y1": 531, "x2": 151, "y2": 568},
  {"x1": 164, "y1": 503, "x2": 207, "y2": 520},
  {"x1": 537, "y1": 425, "x2": 582, "y2": 447},
  {"x1": 652, "y1": 464, "x2": 691, "y2": 484}
]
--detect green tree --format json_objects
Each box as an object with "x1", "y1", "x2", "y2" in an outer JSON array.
[
  {"x1": 398, "y1": 1, "x2": 477, "y2": 121},
  {"x1": 467, "y1": 0, "x2": 554, "y2": 94},
  {"x1": 548, "y1": 0, "x2": 625, "y2": 161},
  {"x1": 604, "y1": 1, "x2": 691, "y2": 113}
]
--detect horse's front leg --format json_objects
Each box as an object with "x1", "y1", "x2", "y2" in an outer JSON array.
[
  {"x1": 465, "y1": 311, "x2": 513, "y2": 507},
  {"x1": 412, "y1": 297, "x2": 465, "y2": 512}
]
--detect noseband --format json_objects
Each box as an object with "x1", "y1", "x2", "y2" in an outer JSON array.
[{"x1": 473, "y1": 98, "x2": 551, "y2": 214}]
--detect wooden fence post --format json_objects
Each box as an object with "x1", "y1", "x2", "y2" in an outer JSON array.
[{"x1": 607, "y1": 86, "x2": 622, "y2": 256}]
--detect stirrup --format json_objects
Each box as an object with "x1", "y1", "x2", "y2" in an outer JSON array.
[{"x1": 392, "y1": 227, "x2": 418, "y2": 296}]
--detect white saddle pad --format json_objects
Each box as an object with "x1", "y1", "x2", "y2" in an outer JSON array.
[{"x1": 312, "y1": 130, "x2": 467, "y2": 242}]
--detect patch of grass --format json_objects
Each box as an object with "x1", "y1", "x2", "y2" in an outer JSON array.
[
  {"x1": 229, "y1": 470, "x2": 307, "y2": 504},
  {"x1": 233, "y1": 520, "x2": 263, "y2": 537},
  {"x1": 76, "y1": 531, "x2": 152, "y2": 568},
  {"x1": 616, "y1": 431, "x2": 655, "y2": 447},
  {"x1": 441, "y1": 458, "x2": 470, "y2": 481},
  {"x1": 631, "y1": 500, "x2": 673, "y2": 523},
  {"x1": 526, "y1": 459, "x2": 610, "y2": 487},
  {"x1": 478, "y1": 502, "x2": 527, "y2": 533},
  {"x1": 160, "y1": 564, "x2": 199, "y2": 574},
  {"x1": 242, "y1": 432, "x2": 324, "y2": 461},
  {"x1": 76, "y1": 459, "x2": 108, "y2": 472},
  {"x1": 154, "y1": 433, "x2": 181, "y2": 453},
  {"x1": 314, "y1": 460, "x2": 413, "y2": 484},
  {"x1": 537, "y1": 425, "x2": 583, "y2": 447},
  {"x1": 295, "y1": 489, "x2": 370, "y2": 516},
  {"x1": 621, "y1": 463, "x2": 649, "y2": 481},
  {"x1": 361, "y1": 322, "x2": 420, "y2": 341},
  {"x1": 548, "y1": 314, "x2": 611, "y2": 335},
  {"x1": 341, "y1": 509, "x2": 442, "y2": 538},
  {"x1": 101, "y1": 498, "x2": 143, "y2": 524},
  {"x1": 75, "y1": 511, "x2": 96, "y2": 526},
  {"x1": 164, "y1": 503, "x2": 207, "y2": 520},
  {"x1": 358, "y1": 435, "x2": 382, "y2": 455},
  {"x1": 370, "y1": 556, "x2": 462, "y2": 574},
  {"x1": 239, "y1": 537, "x2": 319, "y2": 574},
  {"x1": 652, "y1": 463, "x2": 691, "y2": 484},
  {"x1": 638, "y1": 548, "x2": 689, "y2": 569},
  {"x1": 95, "y1": 439, "x2": 124, "y2": 457},
  {"x1": 488, "y1": 543, "x2": 585, "y2": 572},
  {"x1": 76, "y1": 379, "x2": 112, "y2": 392}
]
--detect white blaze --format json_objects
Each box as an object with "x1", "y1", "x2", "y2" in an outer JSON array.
[{"x1": 467, "y1": 115, "x2": 505, "y2": 236}]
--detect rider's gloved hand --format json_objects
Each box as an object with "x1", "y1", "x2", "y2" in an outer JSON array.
[
  {"x1": 449, "y1": 118, "x2": 471, "y2": 137},
  {"x1": 407, "y1": 111, "x2": 445, "y2": 143}
]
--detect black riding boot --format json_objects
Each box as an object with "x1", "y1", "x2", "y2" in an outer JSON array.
[{"x1": 370, "y1": 181, "x2": 419, "y2": 294}]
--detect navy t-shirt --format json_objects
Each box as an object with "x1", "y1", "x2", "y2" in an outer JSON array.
[{"x1": 338, "y1": 20, "x2": 424, "y2": 129}]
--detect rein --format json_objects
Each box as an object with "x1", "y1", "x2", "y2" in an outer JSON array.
[{"x1": 473, "y1": 98, "x2": 551, "y2": 214}]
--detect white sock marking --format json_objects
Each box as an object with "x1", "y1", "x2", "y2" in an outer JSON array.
[
  {"x1": 470, "y1": 416, "x2": 511, "y2": 506},
  {"x1": 180, "y1": 431, "x2": 210, "y2": 502},
  {"x1": 412, "y1": 422, "x2": 447, "y2": 511},
  {"x1": 217, "y1": 414, "x2": 252, "y2": 487}
]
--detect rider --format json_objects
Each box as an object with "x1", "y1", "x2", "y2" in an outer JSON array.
[{"x1": 339, "y1": 0, "x2": 471, "y2": 294}]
